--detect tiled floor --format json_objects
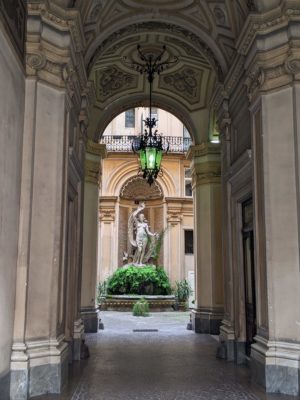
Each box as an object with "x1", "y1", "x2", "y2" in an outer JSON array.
[{"x1": 35, "y1": 312, "x2": 298, "y2": 400}]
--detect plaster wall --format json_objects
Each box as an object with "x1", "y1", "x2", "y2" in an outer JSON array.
[{"x1": 0, "y1": 27, "x2": 25, "y2": 379}]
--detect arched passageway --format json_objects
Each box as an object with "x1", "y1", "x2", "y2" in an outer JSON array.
[{"x1": 1, "y1": 1, "x2": 299, "y2": 399}]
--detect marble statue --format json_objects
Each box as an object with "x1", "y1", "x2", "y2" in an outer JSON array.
[{"x1": 127, "y1": 202, "x2": 159, "y2": 265}]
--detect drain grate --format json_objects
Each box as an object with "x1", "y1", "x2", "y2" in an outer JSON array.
[{"x1": 133, "y1": 329, "x2": 159, "y2": 332}]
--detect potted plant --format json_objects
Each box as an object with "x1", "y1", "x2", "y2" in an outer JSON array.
[{"x1": 174, "y1": 279, "x2": 193, "y2": 311}]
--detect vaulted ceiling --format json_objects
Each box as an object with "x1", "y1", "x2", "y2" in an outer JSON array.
[{"x1": 75, "y1": 0, "x2": 256, "y2": 142}]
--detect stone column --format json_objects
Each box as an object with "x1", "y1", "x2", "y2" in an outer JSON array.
[
  {"x1": 80, "y1": 141, "x2": 106, "y2": 333},
  {"x1": 248, "y1": 79, "x2": 300, "y2": 396},
  {"x1": 243, "y1": 34, "x2": 300, "y2": 394},
  {"x1": 9, "y1": 3, "x2": 88, "y2": 398},
  {"x1": 98, "y1": 197, "x2": 118, "y2": 281},
  {"x1": 189, "y1": 143, "x2": 224, "y2": 334},
  {"x1": 166, "y1": 199, "x2": 183, "y2": 283}
]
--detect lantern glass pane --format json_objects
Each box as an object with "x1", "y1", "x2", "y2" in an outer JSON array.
[
  {"x1": 145, "y1": 147, "x2": 157, "y2": 170},
  {"x1": 156, "y1": 149, "x2": 163, "y2": 169},
  {"x1": 139, "y1": 150, "x2": 146, "y2": 170}
]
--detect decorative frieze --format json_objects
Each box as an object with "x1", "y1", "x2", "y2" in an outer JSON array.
[{"x1": 187, "y1": 142, "x2": 220, "y2": 159}]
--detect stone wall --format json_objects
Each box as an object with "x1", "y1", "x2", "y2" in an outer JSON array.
[{"x1": 0, "y1": 25, "x2": 25, "y2": 394}]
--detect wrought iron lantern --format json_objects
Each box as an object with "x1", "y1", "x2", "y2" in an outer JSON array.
[{"x1": 124, "y1": 45, "x2": 178, "y2": 185}]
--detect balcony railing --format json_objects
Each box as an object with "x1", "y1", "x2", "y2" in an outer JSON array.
[{"x1": 100, "y1": 135, "x2": 192, "y2": 153}]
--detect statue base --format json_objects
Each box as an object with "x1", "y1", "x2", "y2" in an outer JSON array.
[{"x1": 100, "y1": 295, "x2": 176, "y2": 312}]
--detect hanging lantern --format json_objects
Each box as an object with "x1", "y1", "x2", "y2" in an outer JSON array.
[{"x1": 124, "y1": 45, "x2": 177, "y2": 185}]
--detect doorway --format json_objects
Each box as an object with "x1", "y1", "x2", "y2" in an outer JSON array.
[{"x1": 242, "y1": 199, "x2": 256, "y2": 357}]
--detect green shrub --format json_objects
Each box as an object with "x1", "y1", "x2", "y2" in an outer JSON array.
[
  {"x1": 106, "y1": 265, "x2": 171, "y2": 295},
  {"x1": 174, "y1": 279, "x2": 193, "y2": 302},
  {"x1": 97, "y1": 280, "x2": 107, "y2": 304},
  {"x1": 133, "y1": 298, "x2": 149, "y2": 316}
]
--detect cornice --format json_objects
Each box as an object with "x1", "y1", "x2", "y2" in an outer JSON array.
[
  {"x1": 244, "y1": 43, "x2": 300, "y2": 103},
  {"x1": 86, "y1": 140, "x2": 107, "y2": 158},
  {"x1": 187, "y1": 142, "x2": 220, "y2": 159},
  {"x1": 236, "y1": 2, "x2": 300, "y2": 56}
]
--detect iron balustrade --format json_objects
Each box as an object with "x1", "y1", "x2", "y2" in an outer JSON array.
[{"x1": 100, "y1": 135, "x2": 192, "y2": 153}]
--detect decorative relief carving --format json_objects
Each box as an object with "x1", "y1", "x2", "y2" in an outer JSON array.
[
  {"x1": 213, "y1": 6, "x2": 227, "y2": 27},
  {"x1": 285, "y1": 57, "x2": 300, "y2": 75},
  {"x1": 99, "y1": 198, "x2": 117, "y2": 223},
  {"x1": 245, "y1": 67, "x2": 265, "y2": 102},
  {"x1": 237, "y1": 7, "x2": 300, "y2": 56},
  {"x1": 160, "y1": 67, "x2": 202, "y2": 104},
  {"x1": 26, "y1": 53, "x2": 47, "y2": 71},
  {"x1": 95, "y1": 67, "x2": 138, "y2": 101},
  {"x1": 87, "y1": 0, "x2": 104, "y2": 23},
  {"x1": 0, "y1": 0, "x2": 26, "y2": 59},
  {"x1": 120, "y1": 177, "x2": 163, "y2": 201}
]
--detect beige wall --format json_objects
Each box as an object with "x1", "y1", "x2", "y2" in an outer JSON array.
[{"x1": 0, "y1": 27, "x2": 25, "y2": 378}]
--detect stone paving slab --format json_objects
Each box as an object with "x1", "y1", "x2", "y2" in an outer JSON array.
[{"x1": 34, "y1": 312, "x2": 299, "y2": 400}]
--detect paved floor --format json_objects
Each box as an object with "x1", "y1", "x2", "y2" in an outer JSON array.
[{"x1": 35, "y1": 312, "x2": 298, "y2": 400}]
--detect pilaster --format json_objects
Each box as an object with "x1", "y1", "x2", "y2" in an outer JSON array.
[
  {"x1": 98, "y1": 196, "x2": 118, "y2": 282},
  {"x1": 243, "y1": 11, "x2": 300, "y2": 395},
  {"x1": 10, "y1": 2, "x2": 89, "y2": 398},
  {"x1": 188, "y1": 142, "x2": 224, "y2": 334},
  {"x1": 166, "y1": 198, "x2": 183, "y2": 283},
  {"x1": 81, "y1": 141, "x2": 107, "y2": 333}
]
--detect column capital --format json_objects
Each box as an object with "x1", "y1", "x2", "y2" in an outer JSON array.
[
  {"x1": 165, "y1": 198, "x2": 183, "y2": 225},
  {"x1": 86, "y1": 140, "x2": 107, "y2": 159},
  {"x1": 187, "y1": 143, "x2": 221, "y2": 187},
  {"x1": 187, "y1": 142, "x2": 220, "y2": 160},
  {"x1": 85, "y1": 141, "x2": 107, "y2": 185},
  {"x1": 99, "y1": 196, "x2": 118, "y2": 223}
]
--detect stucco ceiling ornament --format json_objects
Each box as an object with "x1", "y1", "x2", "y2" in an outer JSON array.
[
  {"x1": 245, "y1": 67, "x2": 265, "y2": 102},
  {"x1": 160, "y1": 66, "x2": 202, "y2": 103},
  {"x1": 95, "y1": 66, "x2": 138, "y2": 101}
]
